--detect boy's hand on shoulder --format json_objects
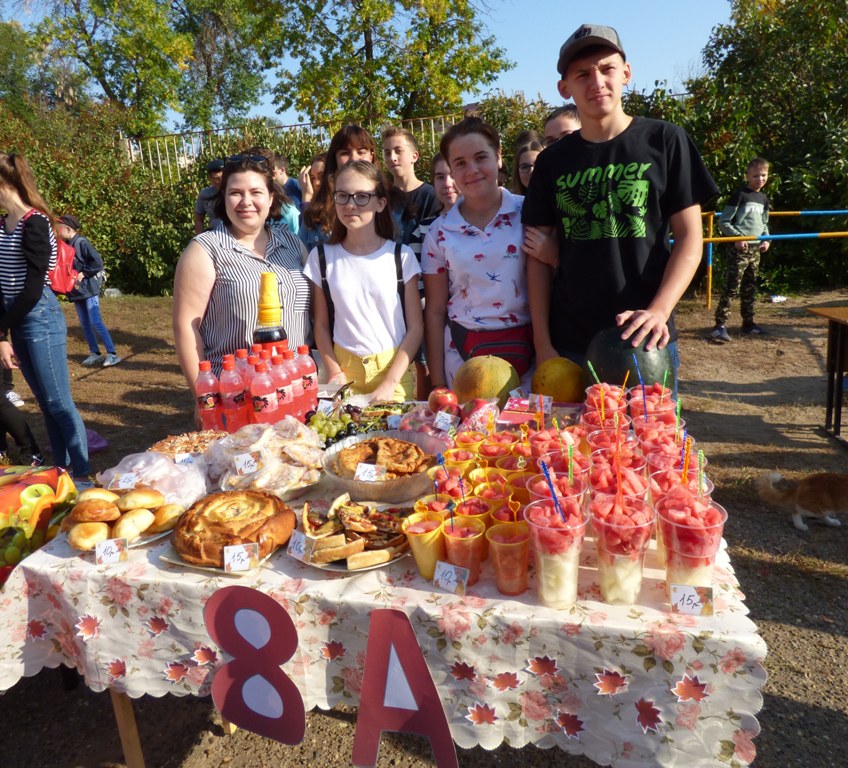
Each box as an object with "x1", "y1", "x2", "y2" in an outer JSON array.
[
  {"x1": 759, "y1": 241, "x2": 770, "y2": 252},
  {"x1": 616, "y1": 309, "x2": 670, "y2": 352}
]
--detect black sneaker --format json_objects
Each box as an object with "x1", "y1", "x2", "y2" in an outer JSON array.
[
  {"x1": 708, "y1": 325, "x2": 731, "y2": 343},
  {"x1": 741, "y1": 323, "x2": 767, "y2": 336}
]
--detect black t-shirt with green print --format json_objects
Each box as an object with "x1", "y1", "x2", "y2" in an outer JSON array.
[{"x1": 522, "y1": 117, "x2": 718, "y2": 355}]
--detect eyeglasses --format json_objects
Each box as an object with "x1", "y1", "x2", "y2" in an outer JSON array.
[
  {"x1": 518, "y1": 162, "x2": 535, "y2": 174},
  {"x1": 225, "y1": 154, "x2": 269, "y2": 167},
  {"x1": 333, "y1": 191, "x2": 379, "y2": 206}
]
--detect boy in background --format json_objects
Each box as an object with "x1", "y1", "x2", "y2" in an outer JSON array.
[
  {"x1": 382, "y1": 126, "x2": 440, "y2": 398},
  {"x1": 523, "y1": 23, "x2": 718, "y2": 372},
  {"x1": 273, "y1": 154, "x2": 303, "y2": 210},
  {"x1": 710, "y1": 158, "x2": 771, "y2": 342},
  {"x1": 193, "y1": 159, "x2": 224, "y2": 234},
  {"x1": 57, "y1": 215, "x2": 121, "y2": 367},
  {"x1": 543, "y1": 104, "x2": 581, "y2": 146}
]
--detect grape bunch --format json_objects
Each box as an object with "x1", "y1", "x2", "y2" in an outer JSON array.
[
  {"x1": 305, "y1": 404, "x2": 365, "y2": 446},
  {"x1": 0, "y1": 527, "x2": 40, "y2": 567}
]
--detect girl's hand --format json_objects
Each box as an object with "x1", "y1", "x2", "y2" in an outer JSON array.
[
  {"x1": 369, "y1": 379, "x2": 400, "y2": 404},
  {"x1": 0, "y1": 340, "x2": 18, "y2": 369},
  {"x1": 327, "y1": 371, "x2": 347, "y2": 386},
  {"x1": 522, "y1": 226, "x2": 559, "y2": 268}
]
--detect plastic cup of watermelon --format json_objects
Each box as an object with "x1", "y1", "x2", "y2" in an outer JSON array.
[
  {"x1": 414, "y1": 493, "x2": 456, "y2": 519},
  {"x1": 523, "y1": 497, "x2": 588, "y2": 609},
  {"x1": 633, "y1": 417, "x2": 685, "y2": 445},
  {"x1": 443, "y1": 515, "x2": 487, "y2": 585},
  {"x1": 580, "y1": 409, "x2": 632, "y2": 433},
  {"x1": 527, "y1": 471, "x2": 587, "y2": 502},
  {"x1": 536, "y1": 448, "x2": 591, "y2": 477},
  {"x1": 589, "y1": 495, "x2": 655, "y2": 604},
  {"x1": 454, "y1": 430, "x2": 486, "y2": 452},
  {"x1": 657, "y1": 496, "x2": 727, "y2": 589},
  {"x1": 644, "y1": 446, "x2": 704, "y2": 473},
  {"x1": 402, "y1": 511, "x2": 446, "y2": 580},
  {"x1": 588, "y1": 461, "x2": 649, "y2": 499},
  {"x1": 486, "y1": 521, "x2": 530, "y2": 596},
  {"x1": 589, "y1": 444, "x2": 647, "y2": 474},
  {"x1": 583, "y1": 384, "x2": 627, "y2": 414},
  {"x1": 648, "y1": 468, "x2": 714, "y2": 505}
]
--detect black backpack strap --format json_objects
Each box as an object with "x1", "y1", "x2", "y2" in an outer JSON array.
[
  {"x1": 395, "y1": 240, "x2": 406, "y2": 330},
  {"x1": 317, "y1": 243, "x2": 335, "y2": 338}
]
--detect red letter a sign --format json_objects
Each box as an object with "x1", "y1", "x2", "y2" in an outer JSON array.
[{"x1": 352, "y1": 609, "x2": 457, "y2": 768}]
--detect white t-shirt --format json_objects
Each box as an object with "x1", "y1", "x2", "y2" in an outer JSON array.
[{"x1": 304, "y1": 240, "x2": 421, "y2": 357}]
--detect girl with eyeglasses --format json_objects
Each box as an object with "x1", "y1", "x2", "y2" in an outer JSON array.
[
  {"x1": 173, "y1": 154, "x2": 311, "y2": 402},
  {"x1": 511, "y1": 141, "x2": 543, "y2": 195},
  {"x1": 303, "y1": 161, "x2": 423, "y2": 402}
]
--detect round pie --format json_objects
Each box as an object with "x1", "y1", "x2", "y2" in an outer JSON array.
[{"x1": 173, "y1": 490, "x2": 295, "y2": 567}]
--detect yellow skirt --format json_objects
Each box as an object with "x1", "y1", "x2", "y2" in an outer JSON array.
[{"x1": 333, "y1": 343, "x2": 414, "y2": 402}]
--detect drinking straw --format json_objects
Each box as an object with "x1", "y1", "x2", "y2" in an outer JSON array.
[
  {"x1": 508, "y1": 498, "x2": 520, "y2": 526},
  {"x1": 459, "y1": 475, "x2": 466, "y2": 503},
  {"x1": 540, "y1": 460, "x2": 566, "y2": 522},
  {"x1": 552, "y1": 416, "x2": 566, "y2": 459},
  {"x1": 698, "y1": 449, "x2": 706, "y2": 497},
  {"x1": 660, "y1": 370, "x2": 669, "y2": 404},
  {"x1": 681, "y1": 435, "x2": 693, "y2": 484},
  {"x1": 435, "y1": 452, "x2": 445, "y2": 496},
  {"x1": 675, "y1": 397, "x2": 683, "y2": 440},
  {"x1": 567, "y1": 444, "x2": 574, "y2": 485},
  {"x1": 447, "y1": 499, "x2": 456, "y2": 531},
  {"x1": 536, "y1": 394, "x2": 544, "y2": 431},
  {"x1": 516, "y1": 454, "x2": 526, "y2": 470},
  {"x1": 587, "y1": 360, "x2": 601, "y2": 385},
  {"x1": 619, "y1": 370, "x2": 630, "y2": 402},
  {"x1": 679, "y1": 430, "x2": 688, "y2": 471},
  {"x1": 599, "y1": 386, "x2": 606, "y2": 422},
  {"x1": 631, "y1": 353, "x2": 648, "y2": 422}
]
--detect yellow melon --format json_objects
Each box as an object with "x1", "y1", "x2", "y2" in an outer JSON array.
[
  {"x1": 531, "y1": 356, "x2": 585, "y2": 403},
  {"x1": 453, "y1": 356, "x2": 520, "y2": 408}
]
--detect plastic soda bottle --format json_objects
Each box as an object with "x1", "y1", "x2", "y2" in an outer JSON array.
[
  {"x1": 234, "y1": 348, "x2": 249, "y2": 382},
  {"x1": 250, "y1": 361, "x2": 281, "y2": 424},
  {"x1": 219, "y1": 360, "x2": 249, "y2": 433},
  {"x1": 297, "y1": 345, "x2": 319, "y2": 414},
  {"x1": 282, "y1": 349, "x2": 305, "y2": 421},
  {"x1": 195, "y1": 361, "x2": 222, "y2": 430},
  {"x1": 270, "y1": 354, "x2": 293, "y2": 420},
  {"x1": 244, "y1": 354, "x2": 259, "y2": 391}
]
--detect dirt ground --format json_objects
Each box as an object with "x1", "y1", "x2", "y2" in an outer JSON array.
[{"x1": 1, "y1": 291, "x2": 847, "y2": 767}]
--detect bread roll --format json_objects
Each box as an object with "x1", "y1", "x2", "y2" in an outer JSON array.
[
  {"x1": 147, "y1": 504, "x2": 185, "y2": 534},
  {"x1": 112, "y1": 508, "x2": 156, "y2": 543},
  {"x1": 347, "y1": 548, "x2": 394, "y2": 570},
  {"x1": 67, "y1": 522, "x2": 111, "y2": 551},
  {"x1": 311, "y1": 537, "x2": 365, "y2": 564},
  {"x1": 77, "y1": 488, "x2": 121, "y2": 504},
  {"x1": 116, "y1": 487, "x2": 166, "y2": 512},
  {"x1": 68, "y1": 499, "x2": 121, "y2": 523}
]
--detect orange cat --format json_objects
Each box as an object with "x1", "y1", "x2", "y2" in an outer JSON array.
[{"x1": 755, "y1": 472, "x2": 848, "y2": 531}]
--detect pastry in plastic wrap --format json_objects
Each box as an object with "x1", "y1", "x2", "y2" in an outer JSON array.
[{"x1": 96, "y1": 452, "x2": 208, "y2": 509}]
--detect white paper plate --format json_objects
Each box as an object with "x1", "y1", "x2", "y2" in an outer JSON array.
[
  {"x1": 298, "y1": 549, "x2": 410, "y2": 573},
  {"x1": 129, "y1": 529, "x2": 172, "y2": 548}
]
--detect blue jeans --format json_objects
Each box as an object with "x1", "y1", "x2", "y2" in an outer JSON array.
[
  {"x1": 74, "y1": 295, "x2": 116, "y2": 355},
  {"x1": 8, "y1": 287, "x2": 90, "y2": 476}
]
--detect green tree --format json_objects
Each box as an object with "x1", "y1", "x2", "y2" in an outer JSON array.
[
  {"x1": 36, "y1": 1, "x2": 194, "y2": 135},
  {"x1": 0, "y1": 21, "x2": 35, "y2": 108},
  {"x1": 172, "y1": 0, "x2": 268, "y2": 130},
  {"x1": 259, "y1": 0, "x2": 513, "y2": 123}
]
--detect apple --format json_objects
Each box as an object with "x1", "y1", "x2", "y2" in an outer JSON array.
[
  {"x1": 460, "y1": 397, "x2": 491, "y2": 423},
  {"x1": 428, "y1": 387, "x2": 460, "y2": 415}
]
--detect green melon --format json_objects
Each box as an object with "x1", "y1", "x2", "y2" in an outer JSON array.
[
  {"x1": 453, "y1": 356, "x2": 520, "y2": 409},
  {"x1": 583, "y1": 326, "x2": 675, "y2": 389}
]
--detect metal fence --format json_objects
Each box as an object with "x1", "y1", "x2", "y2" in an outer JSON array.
[{"x1": 120, "y1": 114, "x2": 462, "y2": 185}]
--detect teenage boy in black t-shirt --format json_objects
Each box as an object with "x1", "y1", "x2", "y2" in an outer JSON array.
[{"x1": 522, "y1": 24, "x2": 718, "y2": 371}]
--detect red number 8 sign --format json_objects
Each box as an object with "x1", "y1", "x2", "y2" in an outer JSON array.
[{"x1": 204, "y1": 585, "x2": 305, "y2": 744}]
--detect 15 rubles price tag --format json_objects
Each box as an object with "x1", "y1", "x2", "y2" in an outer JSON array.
[
  {"x1": 433, "y1": 560, "x2": 468, "y2": 596},
  {"x1": 234, "y1": 451, "x2": 263, "y2": 476},
  {"x1": 354, "y1": 463, "x2": 387, "y2": 482},
  {"x1": 109, "y1": 472, "x2": 138, "y2": 490},
  {"x1": 224, "y1": 543, "x2": 260, "y2": 572},
  {"x1": 286, "y1": 530, "x2": 315, "y2": 563},
  {"x1": 669, "y1": 584, "x2": 714, "y2": 616}
]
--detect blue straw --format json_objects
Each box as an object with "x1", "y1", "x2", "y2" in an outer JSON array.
[
  {"x1": 459, "y1": 475, "x2": 466, "y2": 503},
  {"x1": 632, "y1": 353, "x2": 648, "y2": 422},
  {"x1": 435, "y1": 452, "x2": 445, "y2": 496},
  {"x1": 540, "y1": 460, "x2": 566, "y2": 522},
  {"x1": 679, "y1": 430, "x2": 688, "y2": 469}
]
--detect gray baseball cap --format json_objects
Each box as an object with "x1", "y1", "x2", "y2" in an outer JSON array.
[{"x1": 557, "y1": 24, "x2": 625, "y2": 76}]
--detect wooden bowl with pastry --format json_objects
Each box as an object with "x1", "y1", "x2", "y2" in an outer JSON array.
[{"x1": 320, "y1": 431, "x2": 443, "y2": 503}]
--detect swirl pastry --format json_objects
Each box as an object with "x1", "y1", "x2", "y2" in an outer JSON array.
[{"x1": 173, "y1": 490, "x2": 295, "y2": 567}]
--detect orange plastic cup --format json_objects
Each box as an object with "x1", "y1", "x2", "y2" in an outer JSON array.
[
  {"x1": 486, "y1": 521, "x2": 530, "y2": 595},
  {"x1": 443, "y1": 515, "x2": 487, "y2": 586}
]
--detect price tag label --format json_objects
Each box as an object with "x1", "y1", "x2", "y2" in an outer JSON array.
[
  {"x1": 433, "y1": 410, "x2": 455, "y2": 432},
  {"x1": 669, "y1": 584, "x2": 714, "y2": 616},
  {"x1": 529, "y1": 393, "x2": 554, "y2": 414},
  {"x1": 433, "y1": 560, "x2": 468, "y2": 596},
  {"x1": 354, "y1": 463, "x2": 387, "y2": 482},
  {"x1": 224, "y1": 542, "x2": 260, "y2": 572},
  {"x1": 174, "y1": 452, "x2": 194, "y2": 465},
  {"x1": 109, "y1": 473, "x2": 138, "y2": 490},
  {"x1": 317, "y1": 400, "x2": 335, "y2": 416},
  {"x1": 386, "y1": 414, "x2": 402, "y2": 430},
  {"x1": 234, "y1": 451, "x2": 263, "y2": 476},
  {"x1": 286, "y1": 530, "x2": 315, "y2": 563},
  {"x1": 96, "y1": 538, "x2": 128, "y2": 565}
]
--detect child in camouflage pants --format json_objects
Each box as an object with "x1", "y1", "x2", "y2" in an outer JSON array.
[{"x1": 710, "y1": 158, "x2": 771, "y2": 342}]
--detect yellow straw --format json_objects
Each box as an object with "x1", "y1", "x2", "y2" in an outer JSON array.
[{"x1": 681, "y1": 436, "x2": 693, "y2": 483}]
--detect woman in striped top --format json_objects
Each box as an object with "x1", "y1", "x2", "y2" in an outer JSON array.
[
  {"x1": 0, "y1": 153, "x2": 91, "y2": 484},
  {"x1": 173, "y1": 154, "x2": 311, "y2": 395}
]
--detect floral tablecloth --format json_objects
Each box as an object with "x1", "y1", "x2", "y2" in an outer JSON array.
[{"x1": 0, "y1": 528, "x2": 766, "y2": 767}]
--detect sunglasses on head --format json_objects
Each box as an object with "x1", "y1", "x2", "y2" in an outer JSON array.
[{"x1": 225, "y1": 154, "x2": 270, "y2": 167}]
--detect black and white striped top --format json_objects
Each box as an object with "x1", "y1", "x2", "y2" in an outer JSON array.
[
  {"x1": 194, "y1": 224, "x2": 312, "y2": 372},
  {"x1": 0, "y1": 210, "x2": 56, "y2": 301}
]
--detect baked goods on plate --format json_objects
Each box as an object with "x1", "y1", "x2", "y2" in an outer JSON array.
[
  {"x1": 173, "y1": 490, "x2": 295, "y2": 567},
  {"x1": 148, "y1": 430, "x2": 227, "y2": 458}
]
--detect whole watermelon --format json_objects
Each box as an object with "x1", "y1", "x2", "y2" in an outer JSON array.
[{"x1": 583, "y1": 326, "x2": 675, "y2": 389}]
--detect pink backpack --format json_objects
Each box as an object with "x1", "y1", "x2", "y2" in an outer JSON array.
[{"x1": 19, "y1": 209, "x2": 79, "y2": 295}]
